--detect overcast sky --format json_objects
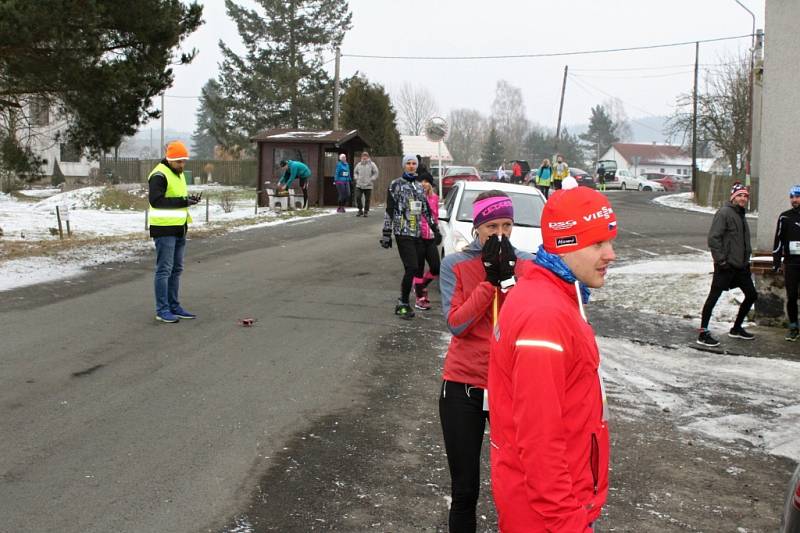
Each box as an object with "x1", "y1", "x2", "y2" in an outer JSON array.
[{"x1": 149, "y1": 0, "x2": 765, "y2": 141}]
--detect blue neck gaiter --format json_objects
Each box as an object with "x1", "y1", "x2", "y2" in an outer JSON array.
[
  {"x1": 534, "y1": 245, "x2": 591, "y2": 304},
  {"x1": 402, "y1": 172, "x2": 417, "y2": 181}
]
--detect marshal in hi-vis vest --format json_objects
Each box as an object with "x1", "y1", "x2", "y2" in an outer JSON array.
[{"x1": 148, "y1": 163, "x2": 192, "y2": 226}]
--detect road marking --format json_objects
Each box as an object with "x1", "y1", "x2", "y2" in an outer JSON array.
[
  {"x1": 635, "y1": 248, "x2": 659, "y2": 256},
  {"x1": 681, "y1": 245, "x2": 706, "y2": 253},
  {"x1": 625, "y1": 230, "x2": 645, "y2": 237}
]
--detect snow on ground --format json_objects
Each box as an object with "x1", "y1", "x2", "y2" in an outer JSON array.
[
  {"x1": 0, "y1": 239, "x2": 152, "y2": 292},
  {"x1": 16, "y1": 188, "x2": 61, "y2": 198},
  {"x1": 0, "y1": 185, "x2": 275, "y2": 241},
  {"x1": 593, "y1": 252, "x2": 745, "y2": 326},
  {"x1": 0, "y1": 185, "x2": 339, "y2": 291},
  {"x1": 601, "y1": 336, "x2": 800, "y2": 462},
  {"x1": 654, "y1": 192, "x2": 758, "y2": 219}
]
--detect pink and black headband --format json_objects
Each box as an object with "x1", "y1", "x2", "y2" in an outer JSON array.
[{"x1": 472, "y1": 196, "x2": 514, "y2": 227}]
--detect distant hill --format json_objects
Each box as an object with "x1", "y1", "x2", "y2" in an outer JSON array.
[{"x1": 116, "y1": 128, "x2": 194, "y2": 158}]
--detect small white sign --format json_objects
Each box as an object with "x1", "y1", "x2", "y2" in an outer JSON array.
[{"x1": 60, "y1": 204, "x2": 69, "y2": 221}]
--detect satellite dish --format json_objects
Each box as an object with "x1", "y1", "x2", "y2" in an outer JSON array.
[{"x1": 425, "y1": 117, "x2": 448, "y2": 143}]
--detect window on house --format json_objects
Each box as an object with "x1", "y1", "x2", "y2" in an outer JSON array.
[
  {"x1": 60, "y1": 143, "x2": 82, "y2": 163},
  {"x1": 30, "y1": 97, "x2": 49, "y2": 126}
]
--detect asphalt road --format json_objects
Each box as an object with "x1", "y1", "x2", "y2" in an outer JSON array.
[{"x1": 0, "y1": 192, "x2": 794, "y2": 533}]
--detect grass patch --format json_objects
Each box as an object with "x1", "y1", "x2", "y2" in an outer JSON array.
[{"x1": 90, "y1": 186, "x2": 149, "y2": 211}]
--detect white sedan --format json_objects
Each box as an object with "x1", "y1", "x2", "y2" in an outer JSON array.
[
  {"x1": 438, "y1": 180, "x2": 546, "y2": 256},
  {"x1": 637, "y1": 178, "x2": 666, "y2": 192}
]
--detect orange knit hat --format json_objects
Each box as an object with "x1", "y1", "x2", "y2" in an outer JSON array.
[{"x1": 165, "y1": 141, "x2": 189, "y2": 161}]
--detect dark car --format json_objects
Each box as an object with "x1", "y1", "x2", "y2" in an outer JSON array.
[
  {"x1": 570, "y1": 168, "x2": 596, "y2": 189},
  {"x1": 441, "y1": 166, "x2": 481, "y2": 195}
]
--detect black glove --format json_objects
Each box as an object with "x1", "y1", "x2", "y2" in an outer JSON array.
[
  {"x1": 482, "y1": 234, "x2": 502, "y2": 286},
  {"x1": 380, "y1": 230, "x2": 392, "y2": 249},
  {"x1": 717, "y1": 261, "x2": 730, "y2": 271},
  {"x1": 187, "y1": 193, "x2": 202, "y2": 206},
  {"x1": 498, "y1": 234, "x2": 517, "y2": 282},
  {"x1": 433, "y1": 227, "x2": 442, "y2": 246}
]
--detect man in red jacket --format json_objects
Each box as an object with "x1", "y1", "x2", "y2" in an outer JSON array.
[{"x1": 489, "y1": 178, "x2": 616, "y2": 532}]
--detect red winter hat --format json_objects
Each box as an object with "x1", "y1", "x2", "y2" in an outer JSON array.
[{"x1": 541, "y1": 182, "x2": 618, "y2": 253}]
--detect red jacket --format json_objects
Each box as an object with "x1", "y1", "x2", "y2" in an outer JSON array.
[
  {"x1": 439, "y1": 240, "x2": 535, "y2": 388},
  {"x1": 489, "y1": 264, "x2": 609, "y2": 532}
]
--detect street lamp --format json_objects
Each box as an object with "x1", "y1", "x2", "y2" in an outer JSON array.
[{"x1": 734, "y1": 0, "x2": 756, "y2": 189}]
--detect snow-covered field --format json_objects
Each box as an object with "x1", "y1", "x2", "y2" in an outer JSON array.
[
  {"x1": 0, "y1": 185, "x2": 336, "y2": 291},
  {"x1": 0, "y1": 185, "x2": 280, "y2": 241}
]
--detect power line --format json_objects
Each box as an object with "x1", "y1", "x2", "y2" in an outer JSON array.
[
  {"x1": 342, "y1": 34, "x2": 751, "y2": 61},
  {"x1": 567, "y1": 75, "x2": 667, "y2": 134},
  {"x1": 571, "y1": 70, "x2": 693, "y2": 80},
  {"x1": 568, "y1": 74, "x2": 670, "y2": 121}
]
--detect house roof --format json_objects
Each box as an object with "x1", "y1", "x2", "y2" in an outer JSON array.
[
  {"x1": 250, "y1": 129, "x2": 369, "y2": 146},
  {"x1": 612, "y1": 143, "x2": 691, "y2": 165},
  {"x1": 400, "y1": 135, "x2": 453, "y2": 162}
]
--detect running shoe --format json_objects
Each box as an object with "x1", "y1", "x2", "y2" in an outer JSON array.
[
  {"x1": 696, "y1": 330, "x2": 720, "y2": 347},
  {"x1": 728, "y1": 326, "x2": 755, "y2": 340},
  {"x1": 786, "y1": 328, "x2": 799, "y2": 342},
  {"x1": 394, "y1": 301, "x2": 415, "y2": 320},
  {"x1": 415, "y1": 296, "x2": 431, "y2": 310}
]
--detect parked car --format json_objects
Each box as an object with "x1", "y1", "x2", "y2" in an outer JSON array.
[
  {"x1": 781, "y1": 462, "x2": 800, "y2": 532},
  {"x1": 570, "y1": 168, "x2": 596, "y2": 189},
  {"x1": 651, "y1": 176, "x2": 680, "y2": 192},
  {"x1": 480, "y1": 170, "x2": 505, "y2": 182},
  {"x1": 603, "y1": 168, "x2": 639, "y2": 190},
  {"x1": 637, "y1": 178, "x2": 666, "y2": 192},
  {"x1": 509, "y1": 160, "x2": 531, "y2": 184},
  {"x1": 438, "y1": 180, "x2": 546, "y2": 256},
  {"x1": 441, "y1": 166, "x2": 481, "y2": 195}
]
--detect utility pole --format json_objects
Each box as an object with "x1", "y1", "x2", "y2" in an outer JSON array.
[
  {"x1": 554, "y1": 65, "x2": 568, "y2": 154},
  {"x1": 734, "y1": 0, "x2": 756, "y2": 188},
  {"x1": 692, "y1": 41, "x2": 699, "y2": 194},
  {"x1": 333, "y1": 47, "x2": 341, "y2": 130},
  {"x1": 160, "y1": 93, "x2": 165, "y2": 158}
]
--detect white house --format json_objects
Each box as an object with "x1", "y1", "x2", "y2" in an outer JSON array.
[
  {"x1": 20, "y1": 97, "x2": 97, "y2": 182},
  {"x1": 400, "y1": 135, "x2": 453, "y2": 164},
  {"x1": 599, "y1": 143, "x2": 692, "y2": 177}
]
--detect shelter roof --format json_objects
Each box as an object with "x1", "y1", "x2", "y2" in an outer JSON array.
[{"x1": 251, "y1": 129, "x2": 367, "y2": 146}]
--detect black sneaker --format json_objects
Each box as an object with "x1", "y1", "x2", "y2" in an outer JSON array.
[
  {"x1": 697, "y1": 330, "x2": 720, "y2": 347},
  {"x1": 356, "y1": 211, "x2": 363, "y2": 217},
  {"x1": 728, "y1": 327, "x2": 755, "y2": 340},
  {"x1": 394, "y1": 301, "x2": 415, "y2": 320},
  {"x1": 786, "y1": 328, "x2": 799, "y2": 342}
]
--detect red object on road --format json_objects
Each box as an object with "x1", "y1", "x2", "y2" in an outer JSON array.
[{"x1": 238, "y1": 318, "x2": 256, "y2": 327}]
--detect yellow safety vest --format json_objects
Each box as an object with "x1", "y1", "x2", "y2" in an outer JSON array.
[{"x1": 148, "y1": 163, "x2": 192, "y2": 226}]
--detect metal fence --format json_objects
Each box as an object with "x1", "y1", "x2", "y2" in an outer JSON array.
[
  {"x1": 100, "y1": 157, "x2": 257, "y2": 187},
  {"x1": 695, "y1": 171, "x2": 759, "y2": 211}
]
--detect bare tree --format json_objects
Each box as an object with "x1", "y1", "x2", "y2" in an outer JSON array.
[
  {"x1": 393, "y1": 83, "x2": 438, "y2": 135},
  {"x1": 604, "y1": 97, "x2": 633, "y2": 142},
  {"x1": 668, "y1": 56, "x2": 749, "y2": 176},
  {"x1": 490, "y1": 80, "x2": 529, "y2": 160},
  {"x1": 447, "y1": 108, "x2": 487, "y2": 166}
]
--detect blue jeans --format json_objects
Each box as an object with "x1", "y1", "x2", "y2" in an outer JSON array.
[
  {"x1": 335, "y1": 182, "x2": 351, "y2": 207},
  {"x1": 154, "y1": 236, "x2": 186, "y2": 315}
]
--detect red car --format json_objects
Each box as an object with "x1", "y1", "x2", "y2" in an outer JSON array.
[
  {"x1": 441, "y1": 166, "x2": 481, "y2": 195},
  {"x1": 642, "y1": 173, "x2": 681, "y2": 192}
]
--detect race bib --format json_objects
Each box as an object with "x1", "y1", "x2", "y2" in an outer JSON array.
[
  {"x1": 483, "y1": 388, "x2": 489, "y2": 411},
  {"x1": 409, "y1": 200, "x2": 422, "y2": 215},
  {"x1": 790, "y1": 241, "x2": 800, "y2": 255}
]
